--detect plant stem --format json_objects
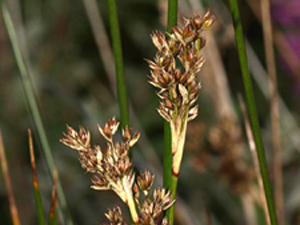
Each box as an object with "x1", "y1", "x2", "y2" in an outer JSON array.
[
  {"x1": 0, "y1": 130, "x2": 21, "y2": 225},
  {"x1": 260, "y1": 0, "x2": 284, "y2": 223},
  {"x1": 168, "y1": 175, "x2": 178, "y2": 224},
  {"x1": 28, "y1": 129, "x2": 46, "y2": 225},
  {"x1": 165, "y1": 1, "x2": 178, "y2": 224},
  {"x1": 107, "y1": 0, "x2": 129, "y2": 129},
  {"x1": 228, "y1": 0, "x2": 278, "y2": 224},
  {"x1": 238, "y1": 95, "x2": 271, "y2": 225},
  {"x1": 163, "y1": 122, "x2": 172, "y2": 190},
  {"x1": 167, "y1": 0, "x2": 178, "y2": 33},
  {"x1": 1, "y1": 1, "x2": 74, "y2": 224}
]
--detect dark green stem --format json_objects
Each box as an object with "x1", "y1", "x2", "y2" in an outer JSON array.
[
  {"x1": 164, "y1": 1, "x2": 178, "y2": 224},
  {"x1": 167, "y1": 0, "x2": 178, "y2": 33},
  {"x1": 1, "y1": 1, "x2": 73, "y2": 224},
  {"x1": 229, "y1": 0, "x2": 278, "y2": 224},
  {"x1": 107, "y1": 0, "x2": 129, "y2": 128},
  {"x1": 163, "y1": 121, "x2": 172, "y2": 188},
  {"x1": 168, "y1": 175, "x2": 178, "y2": 224}
]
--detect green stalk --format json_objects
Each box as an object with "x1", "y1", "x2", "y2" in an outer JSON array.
[
  {"x1": 29, "y1": 129, "x2": 46, "y2": 225},
  {"x1": 107, "y1": 0, "x2": 129, "y2": 128},
  {"x1": 167, "y1": 169, "x2": 177, "y2": 225},
  {"x1": 163, "y1": 122, "x2": 172, "y2": 190},
  {"x1": 167, "y1": 0, "x2": 178, "y2": 33},
  {"x1": 1, "y1": 1, "x2": 73, "y2": 224},
  {"x1": 165, "y1": 1, "x2": 178, "y2": 224},
  {"x1": 228, "y1": 1, "x2": 278, "y2": 224}
]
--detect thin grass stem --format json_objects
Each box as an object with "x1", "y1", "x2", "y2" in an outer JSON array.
[
  {"x1": 107, "y1": 0, "x2": 129, "y2": 128},
  {"x1": 260, "y1": 0, "x2": 284, "y2": 223},
  {"x1": 0, "y1": 129, "x2": 21, "y2": 225},
  {"x1": 83, "y1": 0, "x2": 163, "y2": 182},
  {"x1": 163, "y1": 121, "x2": 172, "y2": 190},
  {"x1": 229, "y1": 0, "x2": 278, "y2": 224},
  {"x1": 164, "y1": 171, "x2": 178, "y2": 224},
  {"x1": 28, "y1": 129, "x2": 46, "y2": 225},
  {"x1": 238, "y1": 95, "x2": 271, "y2": 225},
  {"x1": 82, "y1": 0, "x2": 116, "y2": 95},
  {"x1": 0, "y1": 1, "x2": 73, "y2": 224},
  {"x1": 165, "y1": 1, "x2": 178, "y2": 224},
  {"x1": 167, "y1": 0, "x2": 178, "y2": 33}
]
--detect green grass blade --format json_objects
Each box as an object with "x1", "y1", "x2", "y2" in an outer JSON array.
[
  {"x1": 29, "y1": 130, "x2": 46, "y2": 225},
  {"x1": 165, "y1": 1, "x2": 178, "y2": 224},
  {"x1": 107, "y1": 0, "x2": 129, "y2": 128},
  {"x1": 228, "y1": 1, "x2": 278, "y2": 224},
  {"x1": 1, "y1": 1, "x2": 73, "y2": 224}
]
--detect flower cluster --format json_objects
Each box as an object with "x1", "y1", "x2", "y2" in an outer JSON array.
[
  {"x1": 103, "y1": 207, "x2": 127, "y2": 225},
  {"x1": 147, "y1": 11, "x2": 215, "y2": 176},
  {"x1": 137, "y1": 187, "x2": 173, "y2": 225},
  {"x1": 60, "y1": 117, "x2": 174, "y2": 224},
  {"x1": 134, "y1": 170, "x2": 174, "y2": 225}
]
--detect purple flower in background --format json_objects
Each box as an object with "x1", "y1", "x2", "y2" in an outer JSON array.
[
  {"x1": 272, "y1": 0, "x2": 300, "y2": 27},
  {"x1": 271, "y1": 0, "x2": 300, "y2": 93}
]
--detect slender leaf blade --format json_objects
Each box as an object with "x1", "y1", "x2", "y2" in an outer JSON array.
[
  {"x1": 0, "y1": 129, "x2": 21, "y2": 225},
  {"x1": 0, "y1": 1, "x2": 73, "y2": 224},
  {"x1": 228, "y1": 1, "x2": 278, "y2": 224},
  {"x1": 29, "y1": 129, "x2": 46, "y2": 225}
]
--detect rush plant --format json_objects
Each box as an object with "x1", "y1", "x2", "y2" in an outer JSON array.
[
  {"x1": 1, "y1": 0, "x2": 282, "y2": 224},
  {"x1": 61, "y1": 11, "x2": 214, "y2": 224}
]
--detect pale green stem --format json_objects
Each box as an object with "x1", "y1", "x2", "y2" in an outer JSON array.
[{"x1": 123, "y1": 177, "x2": 139, "y2": 223}]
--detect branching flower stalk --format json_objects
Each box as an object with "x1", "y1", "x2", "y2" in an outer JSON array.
[
  {"x1": 61, "y1": 117, "x2": 174, "y2": 224},
  {"x1": 60, "y1": 11, "x2": 213, "y2": 225},
  {"x1": 146, "y1": 12, "x2": 214, "y2": 223},
  {"x1": 147, "y1": 11, "x2": 214, "y2": 179}
]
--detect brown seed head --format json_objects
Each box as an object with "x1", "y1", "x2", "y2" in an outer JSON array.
[
  {"x1": 137, "y1": 170, "x2": 155, "y2": 197},
  {"x1": 153, "y1": 187, "x2": 175, "y2": 211},
  {"x1": 104, "y1": 207, "x2": 127, "y2": 225},
  {"x1": 60, "y1": 125, "x2": 91, "y2": 151},
  {"x1": 98, "y1": 117, "x2": 119, "y2": 142}
]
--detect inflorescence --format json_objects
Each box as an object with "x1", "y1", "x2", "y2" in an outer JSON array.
[
  {"x1": 61, "y1": 117, "x2": 174, "y2": 224},
  {"x1": 146, "y1": 11, "x2": 215, "y2": 176},
  {"x1": 61, "y1": 11, "x2": 214, "y2": 224}
]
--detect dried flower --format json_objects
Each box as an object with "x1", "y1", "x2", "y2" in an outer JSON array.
[
  {"x1": 103, "y1": 207, "x2": 128, "y2": 225},
  {"x1": 147, "y1": 11, "x2": 215, "y2": 176},
  {"x1": 138, "y1": 187, "x2": 174, "y2": 225},
  {"x1": 61, "y1": 117, "x2": 140, "y2": 223},
  {"x1": 60, "y1": 125, "x2": 91, "y2": 151},
  {"x1": 137, "y1": 169, "x2": 155, "y2": 197},
  {"x1": 98, "y1": 116, "x2": 119, "y2": 142},
  {"x1": 61, "y1": 118, "x2": 174, "y2": 224}
]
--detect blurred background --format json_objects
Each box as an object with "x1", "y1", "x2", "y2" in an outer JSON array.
[{"x1": 1, "y1": 0, "x2": 300, "y2": 224}]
